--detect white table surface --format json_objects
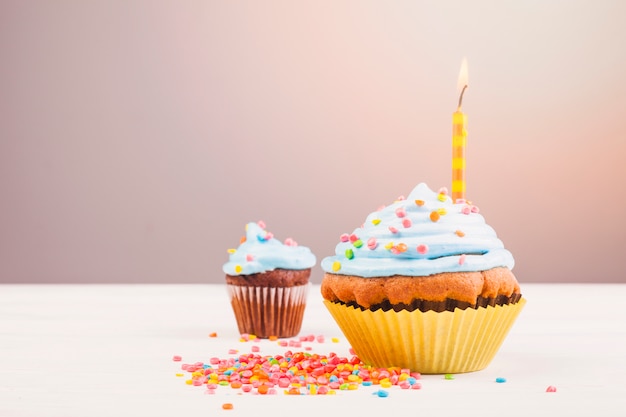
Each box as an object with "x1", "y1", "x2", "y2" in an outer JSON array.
[{"x1": 1, "y1": 283, "x2": 625, "y2": 416}]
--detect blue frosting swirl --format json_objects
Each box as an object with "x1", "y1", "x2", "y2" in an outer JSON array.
[
  {"x1": 223, "y1": 222, "x2": 316, "y2": 275},
  {"x1": 321, "y1": 183, "x2": 514, "y2": 277}
]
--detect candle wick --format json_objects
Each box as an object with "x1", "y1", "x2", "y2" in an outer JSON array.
[{"x1": 457, "y1": 85, "x2": 468, "y2": 111}]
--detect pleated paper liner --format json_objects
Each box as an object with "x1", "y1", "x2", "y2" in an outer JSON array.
[
  {"x1": 227, "y1": 283, "x2": 310, "y2": 338},
  {"x1": 324, "y1": 298, "x2": 526, "y2": 374}
]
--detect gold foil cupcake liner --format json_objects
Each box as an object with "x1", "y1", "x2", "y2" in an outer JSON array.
[
  {"x1": 324, "y1": 298, "x2": 526, "y2": 374},
  {"x1": 227, "y1": 283, "x2": 309, "y2": 338}
]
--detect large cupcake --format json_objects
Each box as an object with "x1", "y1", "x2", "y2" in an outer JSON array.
[
  {"x1": 321, "y1": 183, "x2": 525, "y2": 373},
  {"x1": 223, "y1": 221, "x2": 316, "y2": 338}
]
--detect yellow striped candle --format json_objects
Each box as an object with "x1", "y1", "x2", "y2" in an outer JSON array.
[{"x1": 452, "y1": 58, "x2": 468, "y2": 203}]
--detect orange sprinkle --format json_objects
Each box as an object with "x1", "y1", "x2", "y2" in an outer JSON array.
[
  {"x1": 430, "y1": 211, "x2": 440, "y2": 222},
  {"x1": 209, "y1": 332, "x2": 217, "y2": 337},
  {"x1": 269, "y1": 335, "x2": 278, "y2": 341},
  {"x1": 222, "y1": 403, "x2": 234, "y2": 410},
  {"x1": 396, "y1": 243, "x2": 408, "y2": 253},
  {"x1": 415, "y1": 199, "x2": 425, "y2": 206},
  {"x1": 230, "y1": 381, "x2": 242, "y2": 389},
  {"x1": 455, "y1": 230, "x2": 465, "y2": 237},
  {"x1": 240, "y1": 236, "x2": 246, "y2": 244},
  {"x1": 257, "y1": 384, "x2": 269, "y2": 395}
]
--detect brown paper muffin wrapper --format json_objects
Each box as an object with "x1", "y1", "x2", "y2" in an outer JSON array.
[
  {"x1": 324, "y1": 298, "x2": 526, "y2": 374},
  {"x1": 227, "y1": 283, "x2": 309, "y2": 338}
]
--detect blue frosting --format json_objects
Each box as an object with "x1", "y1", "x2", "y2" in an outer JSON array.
[
  {"x1": 223, "y1": 222, "x2": 316, "y2": 275},
  {"x1": 321, "y1": 183, "x2": 514, "y2": 277}
]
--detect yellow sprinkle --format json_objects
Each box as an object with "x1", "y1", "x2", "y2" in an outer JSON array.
[
  {"x1": 380, "y1": 380, "x2": 392, "y2": 388},
  {"x1": 291, "y1": 383, "x2": 301, "y2": 388},
  {"x1": 175, "y1": 373, "x2": 184, "y2": 377},
  {"x1": 332, "y1": 261, "x2": 341, "y2": 272},
  {"x1": 234, "y1": 265, "x2": 242, "y2": 273},
  {"x1": 227, "y1": 248, "x2": 236, "y2": 254},
  {"x1": 331, "y1": 337, "x2": 340, "y2": 343},
  {"x1": 348, "y1": 383, "x2": 359, "y2": 390},
  {"x1": 437, "y1": 193, "x2": 447, "y2": 202},
  {"x1": 309, "y1": 385, "x2": 317, "y2": 395},
  {"x1": 372, "y1": 219, "x2": 381, "y2": 225},
  {"x1": 437, "y1": 208, "x2": 447, "y2": 215},
  {"x1": 399, "y1": 374, "x2": 409, "y2": 381},
  {"x1": 192, "y1": 371, "x2": 203, "y2": 377},
  {"x1": 347, "y1": 374, "x2": 360, "y2": 382},
  {"x1": 249, "y1": 334, "x2": 257, "y2": 340},
  {"x1": 328, "y1": 390, "x2": 337, "y2": 395},
  {"x1": 384, "y1": 242, "x2": 394, "y2": 250},
  {"x1": 249, "y1": 376, "x2": 259, "y2": 382},
  {"x1": 185, "y1": 380, "x2": 193, "y2": 385}
]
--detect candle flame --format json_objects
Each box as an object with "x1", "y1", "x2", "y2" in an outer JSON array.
[
  {"x1": 457, "y1": 58, "x2": 468, "y2": 92},
  {"x1": 457, "y1": 58, "x2": 468, "y2": 110}
]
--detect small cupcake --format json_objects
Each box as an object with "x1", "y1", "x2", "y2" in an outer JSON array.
[
  {"x1": 223, "y1": 221, "x2": 316, "y2": 338},
  {"x1": 321, "y1": 183, "x2": 525, "y2": 374}
]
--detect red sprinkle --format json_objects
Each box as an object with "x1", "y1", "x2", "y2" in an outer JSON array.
[
  {"x1": 546, "y1": 385, "x2": 557, "y2": 393},
  {"x1": 172, "y1": 355, "x2": 182, "y2": 361}
]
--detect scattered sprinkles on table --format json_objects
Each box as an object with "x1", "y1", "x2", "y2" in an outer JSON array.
[{"x1": 176, "y1": 334, "x2": 422, "y2": 396}]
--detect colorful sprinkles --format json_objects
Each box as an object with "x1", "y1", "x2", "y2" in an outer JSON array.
[{"x1": 177, "y1": 338, "x2": 423, "y2": 396}]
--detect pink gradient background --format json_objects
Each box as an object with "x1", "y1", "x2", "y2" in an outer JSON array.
[{"x1": 1, "y1": 1, "x2": 625, "y2": 284}]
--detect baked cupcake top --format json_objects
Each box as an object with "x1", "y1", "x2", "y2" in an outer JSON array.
[
  {"x1": 321, "y1": 183, "x2": 514, "y2": 277},
  {"x1": 223, "y1": 221, "x2": 316, "y2": 275}
]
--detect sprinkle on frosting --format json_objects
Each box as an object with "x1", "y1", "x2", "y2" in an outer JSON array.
[
  {"x1": 320, "y1": 183, "x2": 514, "y2": 277},
  {"x1": 223, "y1": 222, "x2": 316, "y2": 275}
]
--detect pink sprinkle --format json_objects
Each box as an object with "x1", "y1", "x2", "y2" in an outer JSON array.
[
  {"x1": 278, "y1": 340, "x2": 288, "y2": 347},
  {"x1": 246, "y1": 254, "x2": 254, "y2": 262},
  {"x1": 411, "y1": 372, "x2": 421, "y2": 379},
  {"x1": 240, "y1": 333, "x2": 250, "y2": 341},
  {"x1": 396, "y1": 195, "x2": 405, "y2": 201},
  {"x1": 402, "y1": 218, "x2": 412, "y2": 228},
  {"x1": 305, "y1": 346, "x2": 312, "y2": 351},
  {"x1": 265, "y1": 232, "x2": 273, "y2": 240},
  {"x1": 340, "y1": 233, "x2": 350, "y2": 242},
  {"x1": 395, "y1": 207, "x2": 406, "y2": 218},
  {"x1": 251, "y1": 345, "x2": 260, "y2": 353},
  {"x1": 471, "y1": 205, "x2": 480, "y2": 213},
  {"x1": 389, "y1": 226, "x2": 398, "y2": 234},
  {"x1": 210, "y1": 357, "x2": 220, "y2": 365},
  {"x1": 268, "y1": 388, "x2": 278, "y2": 395},
  {"x1": 459, "y1": 254, "x2": 466, "y2": 265},
  {"x1": 172, "y1": 355, "x2": 182, "y2": 361},
  {"x1": 278, "y1": 378, "x2": 291, "y2": 388},
  {"x1": 299, "y1": 336, "x2": 308, "y2": 342},
  {"x1": 318, "y1": 386, "x2": 330, "y2": 395},
  {"x1": 376, "y1": 205, "x2": 386, "y2": 212},
  {"x1": 438, "y1": 187, "x2": 448, "y2": 195},
  {"x1": 367, "y1": 237, "x2": 378, "y2": 250},
  {"x1": 455, "y1": 198, "x2": 466, "y2": 204},
  {"x1": 546, "y1": 386, "x2": 557, "y2": 393},
  {"x1": 349, "y1": 234, "x2": 358, "y2": 243},
  {"x1": 241, "y1": 384, "x2": 253, "y2": 393},
  {"x1": 349, "y1": 348, "x2": 356, "y2": 355},
  {"x1": 257, "y1": 220, "x2": 266, "y2": 229},
  {"x1": 284, "y1": 238, "x2": 298, "y2": 246},
  {"x1": 411, "y1": 382, "x2": 422, "y2": 390},
  {"x1": 399, "y1": 381, "x2": 411, "y2": 389},
  {"x1": 461, "y1": 206, "x2": 471, "y2": 215},
  {"x1": 417, "y1": 244, "x2": 429, "y2": 254},
  {"x1": 205, "y1": 388, "x2": 216, "y2": 395},
  {"x1": 316, "y1": 335, "x2": 325, "y2": 343}
]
